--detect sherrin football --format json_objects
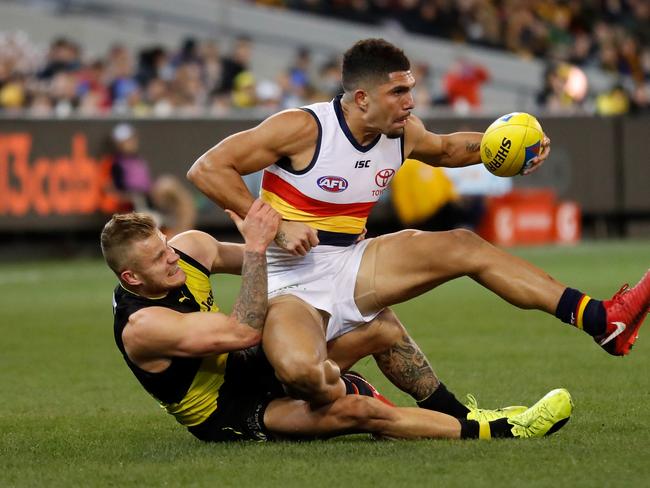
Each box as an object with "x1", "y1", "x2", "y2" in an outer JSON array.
[{"x1": 480, "y1": 112, "x2": 544, "y2": 177}]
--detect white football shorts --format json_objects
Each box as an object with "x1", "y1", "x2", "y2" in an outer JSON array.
[{"x1": 266, "y1": 238, "x2": 382, "y2": 341}]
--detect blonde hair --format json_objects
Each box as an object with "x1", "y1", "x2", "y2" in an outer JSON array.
[{"x1": 101, "y1": 212, "x2": 157, "y2": 275}]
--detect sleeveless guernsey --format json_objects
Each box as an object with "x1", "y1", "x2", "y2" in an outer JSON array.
[{"x1": 261, "y1": 95, "x2": 404, "y2": 246}]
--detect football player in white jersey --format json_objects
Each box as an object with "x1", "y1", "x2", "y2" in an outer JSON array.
[{"x1": 188, "y1": 39, "x2": 650, "y2": 412}]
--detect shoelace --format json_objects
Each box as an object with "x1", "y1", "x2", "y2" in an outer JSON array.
[
  {"x1": 465, "y1": 394, "x2": 479, "y2": 411},
  {"x1": 611, "y1": 284, "x2": 630, "y2": 306},
  {"x1": 509, "y1": 404, "x2": 554, "y2": 434},
  {"x1": 465, "y1": 394, "x2": 506, "y2": 417}
]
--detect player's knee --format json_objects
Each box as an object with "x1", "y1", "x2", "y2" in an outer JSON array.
[
  {"x1": 274, "y1": 358, "x2": 326, "y2": 394},
  {"x1": 371, "y1": 311, "x2": 406, "y2": 352},
  {"x1": 446, "y1": 228, "x2": 485, "y2": 249}
]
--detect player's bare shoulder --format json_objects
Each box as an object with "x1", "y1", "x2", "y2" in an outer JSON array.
[
  {"x1": 260, "y1": 108, "x2": 319, "y2": 171},
  {"x1": 403, "y1": 115, "x2": 444, "y2": 162},
  {"x1": 168, "y1": 231, "x2": 217, "y2": 271},
  {"x1": 402, "y1": 114, "x2": 428, "y2": 158},
  {"x1": 169, "y1": 230, "x2": 243, "y2": 274},
  {"x1": 262, "y1": 109, "x2": 319, "y2": 153}
]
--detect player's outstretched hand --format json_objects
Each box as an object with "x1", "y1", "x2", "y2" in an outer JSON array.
[
  {"x1": 522, "y1": 135, "x2": 551, "y2": 175},
  {"x1": 226, "y1": 199, "x2": 281, "y2": 253},
  {"x1": 275, "y1": 220, "x2": 319, "y2": 256}
]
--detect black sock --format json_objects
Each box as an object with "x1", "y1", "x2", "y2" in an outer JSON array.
[
  {"x1": 582, "y1": 300, "x2": 606, "y2": 336},
  {"x1": 459, "y1": 419, "x2": 479, "y2": 439},
  {"x1": 417, "y1": 383, "x2": 470, "y2": 418},
  {"x1": 555, "y1": 287, "x2": 606, "y2": 336},
  {"x1": 488, "y1": 418, "x2": 514, "y2": 438}
]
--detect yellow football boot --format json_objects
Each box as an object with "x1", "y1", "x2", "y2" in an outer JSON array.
[{"x1": 508, "y1": 388, "x2": 573, "y2": 438}]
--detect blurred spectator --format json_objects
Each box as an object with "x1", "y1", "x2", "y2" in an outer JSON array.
[
  {"x1": 144, "y1": 77, "x2": 174, "y2": 117},
  {"x1": 172, "y1": 37, "x2": 201, "y2": 68},
  {"x1": 0, "y1": 73, "x2": 26, "y2": 113},
  {"x1": 200, "y1": 40, "x2": 222, "y2": 92},
  {"x1": 136, "y1": 46, "x2": 172, "y2": 87},
  {"x1": 37, "y1": 37, "x2": 81, "y2": 80},
  {"x1": 214, "y1": 36, "x2": 253, "y2": 96},
  {"x1": 411, "y1": 62, "x2": 434, "y2": 109},
  {"x1": 313, "y1": 56, "x2": 342, "y2": 100},
  {"x1": 231, "y1": 71, "x2": 258, "y2": 108},
  {"x1": 442, "y1": 57, "x2": 490, "y2": 112},
  {"x1": 596, "y1": 84, "x2": 630, "y2": 116},
  {"x1": 76, "y1": 60, "x2": 111, "y2": 115},
  {"x1": 110, "y1": 123, "x2": 196, "y2": 236},
  {"x1": 107, "y1": 44, "x2": 139, "y2": 110},
  {"x1": 630, "y1": 83, "x2": 650, "y2": 114},
  {"x1": 391, "y1": 159, "x2": 461, "y2": 231},
  {"x1": 536, "y1": 62, "x2": 588, "y2": 114},
  {"x1": 283, "y1": 46, "x2": 313, "y2": 107},
  {"x1": 256, "y1": 78, "x2": 282, "y2": 109},
  {"x1": 27, "y1": 91, "x2": 54, "y2": 117}
]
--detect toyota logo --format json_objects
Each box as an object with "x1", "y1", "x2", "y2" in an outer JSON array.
[{"x1": 375, "y1": 168, "x2": 395, "y2": 187}]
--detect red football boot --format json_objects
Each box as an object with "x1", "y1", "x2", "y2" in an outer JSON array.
[
  {"x1": 598, "y1": 270, "x2": 650, "y2": 356},
  {"x1": 343, "y1": 371, "x2": 395, "y2": 407}
]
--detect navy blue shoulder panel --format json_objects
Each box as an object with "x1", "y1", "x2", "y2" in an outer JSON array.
[{"x1": 274, "y1": 107, "x2": 322, "y2": 175}]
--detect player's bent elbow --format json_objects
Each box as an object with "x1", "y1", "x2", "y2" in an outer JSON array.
[
  {"x1": 219, "y1": 316, "x2": 263, "y2": 351},
  {"x1": 186, "y1": 158, "x2": 207, "y2": 185},
  {"x1": 236, "y1": 326, "x2": 263, "y2": 350}
]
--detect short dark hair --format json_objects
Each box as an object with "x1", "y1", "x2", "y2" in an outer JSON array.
[
  {"x1": 101, "y1": 212, "x2": 157, "y2": 275},
  {"x1": 341, "y1": 39, "x2": 410, "y2": 92}
]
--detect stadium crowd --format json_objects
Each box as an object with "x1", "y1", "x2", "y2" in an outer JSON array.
[
  {"x1": 0, "y1": 0, "x2": 648, "y2": 116},
  {"x1": 278, "y1": 0, "x2": 650, "y2": 114}
]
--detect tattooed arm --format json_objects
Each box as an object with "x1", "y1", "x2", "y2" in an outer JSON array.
[
  {"x1": 122, "y1": 253, "x2": 268, "y2": 363},
  {"x1": 405, "y1": 115, "x2": 483, "y2": 168},
  {"x1": 121, "y1": 200, "x2": 280, "y2": 366},
  {"x1": 231, "y1": 250, "x2": 268, "y2": 331},
  {"x1": 228, "y1": 198, "x2": 281, "y2": 332}
]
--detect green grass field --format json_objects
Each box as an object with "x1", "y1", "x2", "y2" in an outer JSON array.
[{"x1": 1, "y1": 241, "x2": 649, "y2": 487}]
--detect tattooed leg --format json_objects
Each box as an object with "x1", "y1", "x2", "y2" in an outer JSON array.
[
  {"x1": 327, "y1": 308, "x2": 469, "y2": 415},
  {"x1": 370, "y1": 315, "x2": 470, "y2": 417},
  {"x1": 327, "y1": 308, "x2": 442, "y2": 401},
  {"x1": 374, "y1": 331, "x2": 440, "y2": 402}
]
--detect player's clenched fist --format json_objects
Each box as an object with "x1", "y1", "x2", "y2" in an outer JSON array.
[
  {"x1": 226, "y1": 199, "x2": 281, "y2": 253},
  {"x1": 275, "y1": 220, "x2": 319, "y2": 256}
]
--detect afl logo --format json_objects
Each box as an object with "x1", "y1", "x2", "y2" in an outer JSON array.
[
  {"x1": 317, "y1": 175, "x2": 349, "y2": 193},
  {"x1": 375, "y1": 168, "x2": 395, "y2": 188}
]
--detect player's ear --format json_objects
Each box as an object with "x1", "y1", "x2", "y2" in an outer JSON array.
[
  {"x1": 354, "y1": 89, "x2": 368, "y2": 111},
  {"x1": 121, "y1": 269, "x2": 142, "y2": 286}
]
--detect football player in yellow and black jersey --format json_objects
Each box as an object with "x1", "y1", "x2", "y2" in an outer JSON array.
[{"x1": 102, "y1": 199, "x2": 573, "y2": 441}]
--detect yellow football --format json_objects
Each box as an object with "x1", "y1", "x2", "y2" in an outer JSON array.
[{"x1": 480, "y1": 112, "x2": 544, "y2": 177}]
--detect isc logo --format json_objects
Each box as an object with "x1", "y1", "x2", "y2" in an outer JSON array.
[{"x1": 317, "y1": 175, "x2": 349, "y2": 193}]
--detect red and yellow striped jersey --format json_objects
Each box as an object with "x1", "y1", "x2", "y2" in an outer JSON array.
[{"x1": 261, "y1": 95, "x2": 404, "y2": 246}]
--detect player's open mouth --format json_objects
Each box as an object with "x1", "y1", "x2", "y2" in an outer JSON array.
[{"x1": 169, "y1": 266, "x2": 180, "y2": 276}]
